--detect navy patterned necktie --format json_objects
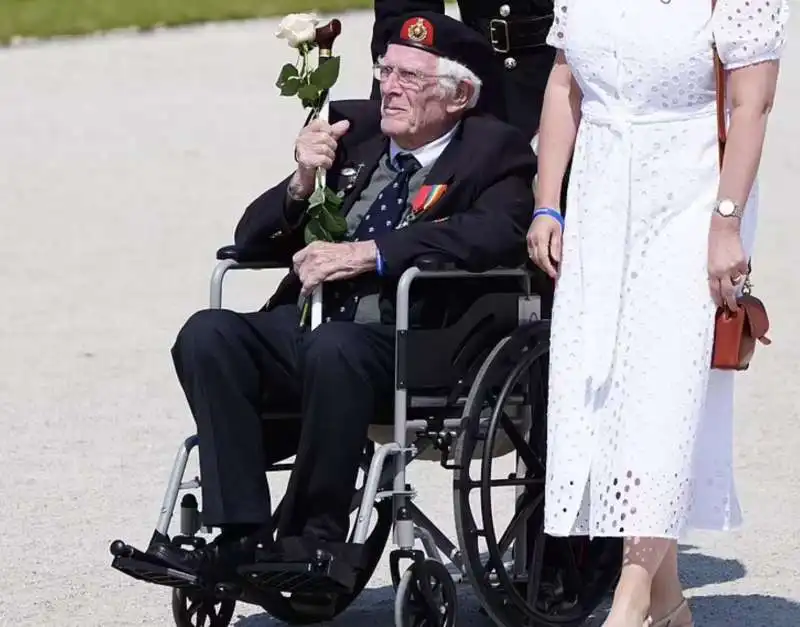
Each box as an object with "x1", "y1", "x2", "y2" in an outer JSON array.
[
  {"x1": 350, "y1": 152, "x2": 422, "y2": 242},
  {"x1": 325, "y1": 152, "x2": 421, "y2": 322}
]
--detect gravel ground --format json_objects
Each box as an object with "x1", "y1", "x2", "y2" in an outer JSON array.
[{"x1": 1, "y1": 8, "x2": 799, "y2": 627}]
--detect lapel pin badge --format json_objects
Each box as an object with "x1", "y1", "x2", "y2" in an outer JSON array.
[{"x1": 340, "y1": 163, "x2": 365, "y2": 193}]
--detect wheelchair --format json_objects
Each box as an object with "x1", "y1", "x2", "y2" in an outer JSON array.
[{"x1": 109, "y1": 243, "x2": 621, "y2": 627}]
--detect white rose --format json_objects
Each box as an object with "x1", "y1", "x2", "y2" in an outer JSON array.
[{"x1": 275, "y1": 13, "x2": 319, "y2": 48}]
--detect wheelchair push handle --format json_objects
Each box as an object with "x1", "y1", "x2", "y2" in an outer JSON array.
[{"x1": 315, "y1": 19, "x2": 342, "y2": 53}]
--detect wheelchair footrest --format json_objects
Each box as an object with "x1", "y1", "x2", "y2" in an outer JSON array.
[
  {"x1": 238, "y1": 554, "x2": 356, "y2": 595},
  {"x1": 109, "y1": 538, "x2": 200, "y2": 590},
  {"x1": 111, "y1": 555, "x2": 200, "y2": 589}
]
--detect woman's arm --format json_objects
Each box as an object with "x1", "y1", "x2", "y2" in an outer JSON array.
[
  {"x1": 714, "y1": 59, "x2": 781, "y2": 226},
  {"x1": 534, "y1": 51, "x2": 583, "y2": 211}
]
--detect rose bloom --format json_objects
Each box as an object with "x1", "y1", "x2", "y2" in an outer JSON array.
[{"x1": 275, "y1": 13, "x2": 319, "y2": 48}]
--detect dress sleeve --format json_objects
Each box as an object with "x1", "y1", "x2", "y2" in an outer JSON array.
[
  {"x1": 712, "y1": 0, "x2": 790, "y2": 70},
  {"x1": 546, "y1": 2, "x2": 569, "y2": 49}
]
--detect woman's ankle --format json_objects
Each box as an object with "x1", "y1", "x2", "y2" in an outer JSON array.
[
  {"x1": 610, "y1": 580, "x2": 651, "y2": 619},
  {"x1": 649, "y1": 576, "x2": 685, "y2": 617},
  {"x1": 648, "y1": 594, "x2": 688, "y2": 622}
]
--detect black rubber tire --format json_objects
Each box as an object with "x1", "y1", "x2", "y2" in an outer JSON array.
[
  {"x1": 394, "y1": 559, "x2": 458, "y2": 627},
  {"x1": 171, "y1": 588, "x2": 235, "y2": 627},
  {"x1": 452, "y1": 321, "x2": 621, "y2": 627}
]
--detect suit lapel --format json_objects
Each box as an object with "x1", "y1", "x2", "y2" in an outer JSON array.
[
  {"x1": 407, "y1": 124, "x2": 465, "y2": 222},
  {"x1": 421, "y1": 123, "x2": 463, "y2": 190}
]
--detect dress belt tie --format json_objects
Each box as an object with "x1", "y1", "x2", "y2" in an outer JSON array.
[{"x1": 577, "y1": 111, "x2": 634, "y2": 393}]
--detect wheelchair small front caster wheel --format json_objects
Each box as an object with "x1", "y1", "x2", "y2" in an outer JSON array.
[
  {"x1": 171, "y1": 588, "x2": 235, "y2": 627},
  {"x1": 394, "y1": 559, "x2": 457, "y2": 627}
]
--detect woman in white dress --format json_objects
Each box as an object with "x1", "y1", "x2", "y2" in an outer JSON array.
[{"x1": 525, "y1": 0, "x2": 789, "y2": 625}]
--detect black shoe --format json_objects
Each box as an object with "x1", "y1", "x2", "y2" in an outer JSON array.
[{"x1": 149, "y1": 534, "x2": 277, "y2": 582}]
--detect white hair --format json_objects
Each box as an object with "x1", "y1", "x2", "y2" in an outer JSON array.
[
  {"x1": 435, "y1": 56, "x2": 482, "y2": 109},
  {"x1": 377, "y1": 52, "x2": 482, "y2": 109}
]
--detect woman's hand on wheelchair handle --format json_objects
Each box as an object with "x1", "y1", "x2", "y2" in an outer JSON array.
[{"x1": 527, "y1": 215, "x2": 562, "y2": 280}]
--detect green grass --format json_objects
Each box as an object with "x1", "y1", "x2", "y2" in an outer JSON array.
[{"x1": 0, "y1": 0, "x2": 373, "y2": 45}]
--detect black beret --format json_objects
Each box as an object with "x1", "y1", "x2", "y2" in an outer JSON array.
[
  {"x1": 384, "y1": 12, "x2": 506, "y2": 120},
  {"x1": 387, "y1": 12, "x2": 493, "y2": 80}
]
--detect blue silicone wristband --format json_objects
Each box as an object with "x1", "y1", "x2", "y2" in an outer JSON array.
[
  {"x1": 533, "y1": 207, "x2": 564, "y2": 228},
  {"x1": 376, "y1": 248, "x2": 385, "y2": 276}
]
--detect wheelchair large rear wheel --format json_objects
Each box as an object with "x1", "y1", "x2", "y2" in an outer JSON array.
[
  {"x1": 453, "y1": 322, "x2": 621, "y2": 627},
  {"x1": 256, "y1": 498, "x2": 393, "y2": 624}
]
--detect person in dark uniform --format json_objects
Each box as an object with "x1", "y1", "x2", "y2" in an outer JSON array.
[
  {"x1": 371, "y1": 0, "x2": 556, "y2": 142},
  {"x1": 147, "y1": 11, "x2": 537, "y2": 583}
]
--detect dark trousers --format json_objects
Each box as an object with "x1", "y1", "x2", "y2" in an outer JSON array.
[{"x1": 170, "y1": 304, "x2": 395, "y2": 546}]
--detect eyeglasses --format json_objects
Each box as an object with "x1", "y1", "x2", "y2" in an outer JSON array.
[{"x1": 372, "y1": 63, "x2": 448, "y2": 89}]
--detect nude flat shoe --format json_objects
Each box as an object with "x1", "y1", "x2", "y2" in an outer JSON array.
[{"x1": 643, "y1": 598, "x2": 694, "y2": 627}]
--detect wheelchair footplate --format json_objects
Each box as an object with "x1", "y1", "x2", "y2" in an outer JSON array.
[
  {"x1": 109, "y1": 533, "x2": 203, "y2": 591},
  {"x1": 238, "y1": 545, "x2": 357, "y2": 596}
]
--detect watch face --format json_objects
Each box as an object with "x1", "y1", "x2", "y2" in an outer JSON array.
[{"x1": 717, "y1": 200, "x2": 735, "y2": 216}]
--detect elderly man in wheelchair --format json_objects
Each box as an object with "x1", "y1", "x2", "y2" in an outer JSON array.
[{"x1": 110, "y1": 11, "x2": 621, "y2": 627}]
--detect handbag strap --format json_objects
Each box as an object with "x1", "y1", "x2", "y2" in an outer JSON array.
[
  {"x1": 711, "y1": 0, "x2": 726, "y2": 167},
  {"x1": 711, "y1": 0, "x2": 753, "y2": 285}
]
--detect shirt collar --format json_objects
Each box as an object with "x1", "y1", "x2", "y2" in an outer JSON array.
[{"x1": 388, "y1": 122, "x2": 460, "y2": 169}]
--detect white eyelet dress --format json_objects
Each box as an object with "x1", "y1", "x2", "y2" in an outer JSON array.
[{"x1": 542, "y1": 0, "x2": 790, "y2": 539}]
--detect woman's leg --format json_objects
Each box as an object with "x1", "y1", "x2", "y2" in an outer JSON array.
[
  {"x1": 603, "y1": 537, "x2": 673, "y2": 626},
  {"x1": 647, "y1": 541, "x2": 693, "y2": 625}
]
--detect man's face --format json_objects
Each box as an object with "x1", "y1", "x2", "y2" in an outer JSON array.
[{"x1": 377, "y1": 44, "x2": 457, "y2": 145}]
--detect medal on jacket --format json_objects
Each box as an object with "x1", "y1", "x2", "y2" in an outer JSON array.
[
  {"x1": 396, "y1": 183, "x2": 449, "y2": 230},
  {"x1": 411, "y1": 184, "x2": 448, "y2": 215}
]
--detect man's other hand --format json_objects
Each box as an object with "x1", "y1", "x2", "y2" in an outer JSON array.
[{"x1": 293, "y1": 240, "x2": 377, "y2": 296}]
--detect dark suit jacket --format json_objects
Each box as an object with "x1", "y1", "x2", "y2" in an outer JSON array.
[
  {"x1": 370, "y1": 0, "x2": 556, "y2": 140},
  {"x1": 234, "y1": 99, "x2": 538, "y2": 326}
]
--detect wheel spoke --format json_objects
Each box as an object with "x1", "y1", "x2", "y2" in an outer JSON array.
[
  {"x1": 499, "y1": 412, "x2": 542, "y2": 474},
  {"x1": 525, "y1": 511, "x2": 546, "y2": 613},
  {"x1": 497, "y1": 491, "x2": 542, "y2": 557},
  {"x1": 186, "y1": 598, "x2": 202, "y2": 617}
]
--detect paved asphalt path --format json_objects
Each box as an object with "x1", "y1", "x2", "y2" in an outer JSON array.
[{"x1": 1, "y1": 7, "x2": 799, "y2": 627}]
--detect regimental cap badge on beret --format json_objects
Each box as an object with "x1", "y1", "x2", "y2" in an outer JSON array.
[{"x1": 401, "y1": 17, "x2": 434, "y2": 47}]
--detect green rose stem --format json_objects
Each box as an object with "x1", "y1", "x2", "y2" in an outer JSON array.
[{"x1": 281, "y1": 19, "x2": 343, "y2": 327}]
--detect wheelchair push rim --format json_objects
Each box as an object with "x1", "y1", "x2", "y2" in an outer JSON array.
[{"x1": 452, "y1": 322, "x2": 621, "y2": 627}]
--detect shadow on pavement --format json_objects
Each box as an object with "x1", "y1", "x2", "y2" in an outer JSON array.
[
  {"x1": 232, "y1": 585, "x2": 485, "y2": 626},
  {"x1": 679, "y1": 543, "x2": 747, "y2": 589},
  {"x1": 687, "y1": 594, "x2": 800, "y2": 627},
  {"x1": 233, "y1": 547, "x2": 790, "y2": 626}
]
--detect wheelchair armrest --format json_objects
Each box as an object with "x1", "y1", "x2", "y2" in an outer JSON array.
[
  {"x1": 395, "y1": 257, "x2": 536, "y2": 331},
  {"x1": 216, "y1": 244, "x2": 291, "y2": 268},
  {"x1": 210, "y1": 244, "x2": 294, "y2": 309},
  {"x1": 412, "y1": 253, "x2": 460, "y2": 272}
]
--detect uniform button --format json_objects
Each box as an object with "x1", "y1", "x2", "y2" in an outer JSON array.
[
  {"x1": 499, "y1": 4, "x2": 511, "y2": 16},
  {"x1": 504, "y1": 57, "x2": 517, "y2": 70}
]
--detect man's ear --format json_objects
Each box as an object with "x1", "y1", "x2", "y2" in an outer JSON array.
[{"x1": 446, "y1": 80, "x2": 474, "y2": 113}]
